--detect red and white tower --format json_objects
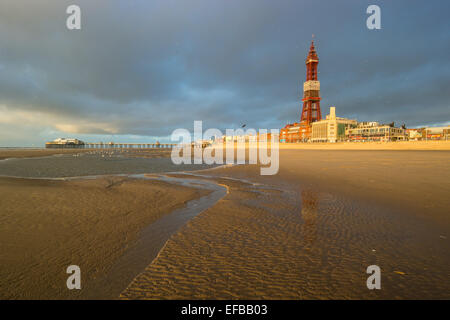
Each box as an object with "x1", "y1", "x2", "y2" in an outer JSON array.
[{"x1": 301, "y1": 41, "x2": 322, "y2": 123}]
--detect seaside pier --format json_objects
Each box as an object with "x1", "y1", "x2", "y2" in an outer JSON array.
[
  {"x1": 45, "y1": 138, "x2": 177, "y2": 149},
  {"x1": 84, "y1": 142, "x2": 176, "y2": 149}
]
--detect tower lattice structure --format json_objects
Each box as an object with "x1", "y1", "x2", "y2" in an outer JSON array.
[{"x1": 301, "y1": 41, "x2": 322, "y2": 124}]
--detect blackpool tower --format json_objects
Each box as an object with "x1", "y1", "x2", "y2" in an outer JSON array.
[{"x1": 301, "y1": 40, "x2": 322, "y2": 123}]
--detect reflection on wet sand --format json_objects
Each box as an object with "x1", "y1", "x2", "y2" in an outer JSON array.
[{"x1": 301, "y1": 190, "x2": 318, "y2": 250}]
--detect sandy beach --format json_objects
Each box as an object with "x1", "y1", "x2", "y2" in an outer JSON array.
[
  {"x1": 1, "y1": 144, "x2": 449, "y2": 299},
  {"x1": 277, "y1": 140, "x2": 450, "y2": 151},
  {"x1": 0, "y1": 175, "x2": 210, "y2": 299},
  {"x1": 122, "y1": 145, "x2": 450, "y2": 299}
]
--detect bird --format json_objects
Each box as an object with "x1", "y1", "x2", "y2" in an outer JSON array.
[{"x1": 241, "y1": 124, "x2": 246, "y2": 128}]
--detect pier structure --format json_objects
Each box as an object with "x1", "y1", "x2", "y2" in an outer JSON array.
[
  {"x1": 84, "y1": 143, "x2": 176, "y2": 149},
  {"x1": 46, "y1": 138, "x2": 209, "y2": 149}
]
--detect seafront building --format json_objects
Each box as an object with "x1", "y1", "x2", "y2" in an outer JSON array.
[
  {"x1": 279, "y1": 122, "x2": 308, "y2": 143},
  {"x1": 310, "y1": 108, "x2": 408, "y2": 142},
  {"x1": 346, "y1": 122, "x2": 407, "y2": 141},
  {"x1": 217, "y1": 132, "x2": 277, "y2": 143},
  {"x1": 423, "y1": 126, "x2": 450, "y2": 140},
  {"x1": 311, "y1": 107, "x2": 357, "y2": 143},
  {"x1": 405, "y1": 127, "x2": 447, "y2": 141},
  {"x1": 406, "y1": 128, "x2": 424, "y2": 141}
]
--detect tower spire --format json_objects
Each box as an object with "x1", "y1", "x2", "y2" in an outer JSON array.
[{"x1": 310, "y1": 34, "x2": 315, "y2": 51}]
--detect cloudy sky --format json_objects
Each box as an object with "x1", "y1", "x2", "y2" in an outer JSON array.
[{"x1": 0, "y1": 0, "x2": 449, "y2": 146}]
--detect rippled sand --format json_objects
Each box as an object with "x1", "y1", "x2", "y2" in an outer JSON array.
[
  {"x1": 121, "y1": 150, "x2": 450, "y2": 299},
  {"x1": 1, "y1": 148, "x2": 449, "y2": 299}
]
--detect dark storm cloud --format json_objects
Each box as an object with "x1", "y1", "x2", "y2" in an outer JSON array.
[{"x1": 0, "y1": 0, "x2": 449, "y2": 145}]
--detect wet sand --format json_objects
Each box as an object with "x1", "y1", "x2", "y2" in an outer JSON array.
[
  {"x1": 0, "y1": 151, "x2": 213, "y2": 178},
  {"x1": 0, "y1": 175, "x2": 210, "y2": 299},
  {"x1": 0, "y1": 147, "x2": 172, "y2": 161},
  {"x1": 121, "y1": 149, "x2": 450, "y2": 299},
  {"x1": 0, "y1": 148, "x2": 89, "y2": 160},
  {"x1": 1, "y1": 146, "x2": 449, "y2": 299}
]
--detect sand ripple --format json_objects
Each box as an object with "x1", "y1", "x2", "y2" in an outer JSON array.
[{"x1": 121, "y1": 174, "x2": 450, "y2": 299}]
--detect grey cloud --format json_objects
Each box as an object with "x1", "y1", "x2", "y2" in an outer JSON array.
[{"x1": 0, "y1": 0, "x2": 449, "y2": 146}]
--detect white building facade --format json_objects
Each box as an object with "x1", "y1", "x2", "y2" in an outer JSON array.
[{"x1": 311, "y1": 107, "x2": 357, "y2": 143}]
